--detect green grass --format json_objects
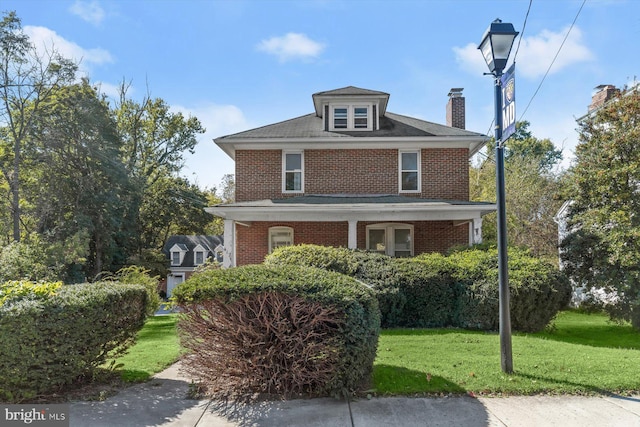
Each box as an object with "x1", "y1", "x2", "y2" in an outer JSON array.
[
  {"x1": 113, "y1": 314, "x2": 181, "y2": 382},
  {"x1": 112, "y1": 311, "x2": 640, "y2": 396},
  {"x1": 373, "y1": 310, "x2": 640, "y2": 396}
]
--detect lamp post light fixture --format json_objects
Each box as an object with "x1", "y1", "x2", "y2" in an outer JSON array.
[{"x1": 478, "y1": 18, "x2": 519, "y2": 374}]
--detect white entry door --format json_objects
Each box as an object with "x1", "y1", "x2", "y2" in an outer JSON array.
[{"x1": 166, "y1": 274, "x2": 184, "y2": 298}]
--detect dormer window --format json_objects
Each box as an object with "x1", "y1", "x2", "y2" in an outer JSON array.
[
  {"x1": 354, "y1": 107, "x2": 368, "y2": 128},
  {"x1": 334, "y1": 108, "x2": 348, "y2": 128},
  {"x1": 171, "y1": 251, "x2": 181, "y2": 265},
  {"x1": 193, "y1": 244, "x2": 207, "y2": 266},
  {"x1": 330, "y1": 105, "x2": 372, "y2": 131},
  {"x1": 170, "y1": 243, "x2": 188, "y2": 266}
]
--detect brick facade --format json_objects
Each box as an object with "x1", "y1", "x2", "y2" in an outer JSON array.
[
  {"x1": 236, "y1": 221, "x2": 349, "y2": 265},
  {"x1": 235, "y1": 148, "x2": 469, "y2": 202},
  {"x1": 236, "y1": 220, "x2": 468, "y2": 266}
]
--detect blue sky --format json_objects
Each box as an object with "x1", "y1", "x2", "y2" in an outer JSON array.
[{"x1": 5, "y1": 0, "x2": 639, "y2": 190}]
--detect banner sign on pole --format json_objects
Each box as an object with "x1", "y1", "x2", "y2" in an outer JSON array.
[{"x1": 501, "y1": 64, "x2": 516, "y2": 142}]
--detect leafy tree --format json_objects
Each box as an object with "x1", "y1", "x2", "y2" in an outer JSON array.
[
  {"x1": 471, "y1": 121, "x2": 564, "y2": 260},
  {"x1": 219, "y1": 173, "x2": 235, "y2": 203},
  {"x1": 114, "y1": 83, "x2": 207, "y2": 254},
  {"x1": 561, "y1": 87, "x2": 640, "y2": 328},
  {"x1": 138, "y1": 175, "x2": 214, "y2": 250},
  {"x1": 28, "y1": 80, "x2": 134, "y2": 277},
  {"x1": 0, "y1": 11, "x2": 77, "y2": 242}
]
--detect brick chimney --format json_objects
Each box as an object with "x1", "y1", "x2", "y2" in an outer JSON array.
[
  {"x1": 446, "y1": 88, "x2": 465, "y2": 129},
  {"x1": 589, "y1": 84, "x2": 619, "y2": 111}
]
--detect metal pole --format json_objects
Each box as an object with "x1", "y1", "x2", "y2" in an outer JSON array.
[{"x1": 494, "y1": 73, "x2": 513, "y2": 374}]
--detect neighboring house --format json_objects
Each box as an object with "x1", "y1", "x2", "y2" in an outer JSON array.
[
  {"x1": 207, "y1": 86, "x2": 496, "y2": 267},
  {"x1": 162, "y1": 235, "x2": 223, "y2": 297}
]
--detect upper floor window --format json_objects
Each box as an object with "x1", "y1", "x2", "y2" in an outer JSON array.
[
  {"x1": 171, "y1": 251, "x2": 181, "y2": 266},
  {"x1": 399, "y1": 150, "x2": 420, "y2": 193},
  {"x1": 193, "y1": 244, "x2": 207, "y2": 266},
  {"x1": 334, "y1": 108, "x2": 348, "y2": 129},
  {"x1": 330, "y1": 105, "x2": 372, "y2": 131},
  {"x1": 195, "y1": 251, "x2": 204, "y2": 265},
  {"x1": 170, "y1": 243, "x2": 187, "y2": 266},
  {"x1": 283, "y1": 151, "x2": 304, "y2": 193},
  {"x1": 354, "y1": 107, "x2": 368, "y2": 128}
]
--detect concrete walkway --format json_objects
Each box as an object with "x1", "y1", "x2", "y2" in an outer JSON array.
[{"x1": 70, "y1": 363, "x2": 640, "y2": 427}]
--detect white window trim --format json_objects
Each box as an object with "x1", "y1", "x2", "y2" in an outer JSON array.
[
  {"x1": 329, "y1": 104, "x2": 373, "y2": 131},
  {"x1": 193, "y1": 244, "x2": 207, "y2": 266},
  {"x1": 268, "y1": 226, "x2": 294, "y2": 253},
  {"x1": 399, "y1": 149, "x2": 421, "y2": 193},
  {"x1": 282, "y1": 151, "x2": 304, "y2": 193},
  {"x1": 169, "y1": 244, "x2": 187, "y2": 266},
  {"x1": 366, "y1": 223, "x2": 414, "y2": 257}
]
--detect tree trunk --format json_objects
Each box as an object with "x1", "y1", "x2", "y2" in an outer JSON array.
[{"x1": 12, "y1": 137, "x2": 20, "y2": 242}]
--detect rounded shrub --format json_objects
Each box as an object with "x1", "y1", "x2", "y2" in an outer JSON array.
[
  {"x1": 265, "y1": 244, "x2": 360, "y2": 276},
  {"x1": 266, "y1": 245, "x2": 404, "y2": 327},
  {"x1": 172, "y1": 264, "x2": 380, "y2": 398},
  {"x1": 420, "y1": 246, "x2": 572, "y2": 332},
  {"x1": 0, "y1": 282, "x2": 148, "y2": 402}
]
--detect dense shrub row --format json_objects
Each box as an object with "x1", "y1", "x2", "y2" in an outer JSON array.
[
  {"x1": 265, "y1": 245, "x2": 571, "y2": 332},
  {"x1": 172, "y1": 264, "x2": 380, "y2": 397},
  {"x1": 0, "y1": 282, "x2": 148, "y2": 402}
]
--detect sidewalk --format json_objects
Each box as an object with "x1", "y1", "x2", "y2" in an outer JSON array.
[{"x1": 70, "y1": 363, "x2": 640, "y2": 427}]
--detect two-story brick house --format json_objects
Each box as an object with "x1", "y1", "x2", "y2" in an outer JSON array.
[{"x1": 207, "y1": 86, "x2": 496, "y2": 267}]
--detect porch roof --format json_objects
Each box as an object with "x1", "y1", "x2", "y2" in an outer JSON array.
[{"x1": 206, "y1": 194, "x2": 496, "y2": 223}]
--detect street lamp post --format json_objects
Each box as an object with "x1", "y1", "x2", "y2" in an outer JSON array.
[{"x1": 478, "y1": 18, "x2": 519, "y2": 374}]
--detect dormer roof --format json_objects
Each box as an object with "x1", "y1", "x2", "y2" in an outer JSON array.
[{"x1": 312, "y1": 86, "x2": 390, "y2": 117}]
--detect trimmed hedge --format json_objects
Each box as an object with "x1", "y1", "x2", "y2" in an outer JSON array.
[
  {"x1": 0, "y1": 282, "x2": 148, "y2": 402},
  {"x1": 172, "y1": 264, "x2": 380, "y2": 397},
  {"x1": 265, "y1": 244, "x2": 571, "y2": 332}
]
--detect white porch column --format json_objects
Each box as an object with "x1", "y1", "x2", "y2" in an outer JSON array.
[
  {"x1": 348, "y1": 220, "x2": 358, "y2": 249},
  {"x1": 469, "y1": 217, "x2": 483, "y2": 245},
  {"x1": 223, "y1": 219, "x2": 236, "y2": 268}
]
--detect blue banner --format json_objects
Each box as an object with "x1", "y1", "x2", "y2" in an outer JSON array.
[{"x1": 501, "y1": 64, "x2": 516, "y2": 142}]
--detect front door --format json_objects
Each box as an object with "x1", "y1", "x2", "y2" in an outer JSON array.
[
  {"x1": 166, "y1": 274, "x2": 184, "y2": 298},
  {"x1": 366, "y1": 223, "x2": 413, "y2": 257}
]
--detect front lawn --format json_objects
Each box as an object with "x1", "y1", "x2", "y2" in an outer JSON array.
[
  {"x1": 114, "y1": 311, "x2": 640, "y2": 396},
  {"x1": 114, "y1": 314, "x2": 181, "y2": 382},
  {"x1": 373, "y1": 310, "x2": 640, "y2": 396}
]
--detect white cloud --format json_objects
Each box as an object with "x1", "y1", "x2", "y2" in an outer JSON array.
[
  {"x1": 517, "y1": 26, "x2": 593, "y2": 79},
  {"x1": 24, "y1": 25, "x2": 113, "y2": 76},
  {"x1": 453, "y1": 26, "x2": 593, "y2": 79},
  {"x1": 172, "y1": 103, "x2": 251, "y2": 189},
  {"x1": 257, "y1": 32, "x2": 325, "y2": 62},
  {"x1": 69, "y1": 0, "x2": 105, "y2": 26}
]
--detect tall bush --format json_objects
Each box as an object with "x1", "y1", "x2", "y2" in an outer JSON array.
[
  {"x1": 173, "y1": 264, "x2": 380, "y2": 398},
  {"x1": 268, "y1": 245, "x2": 570, "y2": 332},
  {"x1": 0, "y1": 282, "x2": 147, "y2": 402}
]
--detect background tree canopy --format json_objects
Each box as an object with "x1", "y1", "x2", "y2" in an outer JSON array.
[
  {"x1": 0, "y1": 11, "x2": 225, "y2": 282},
  {"x1": 470, "y1": 121, "x2": 565, "y2": 261},
  {"x1": 561, "y1": 87, "x2": 640, "y2": 329}
]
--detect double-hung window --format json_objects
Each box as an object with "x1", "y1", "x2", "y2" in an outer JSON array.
[
  {"x1": 399, "y1": 150, "x2": 420, "y2": 193},
  {"x1": 354, "y1": 107, "x2": 368, "y2": 128},
  {"x1": 330, "y1": 105, "x2": 371, "y2": 131},
  {"x1": 171, "y1": 251, "x2": 181, "y2": 266},
  {"x1": 283, "y1": 151, "x2": 304, "y2": 193},
  {"x1": 333, "y1": 107, "x2": 348, "y2": 129}
]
